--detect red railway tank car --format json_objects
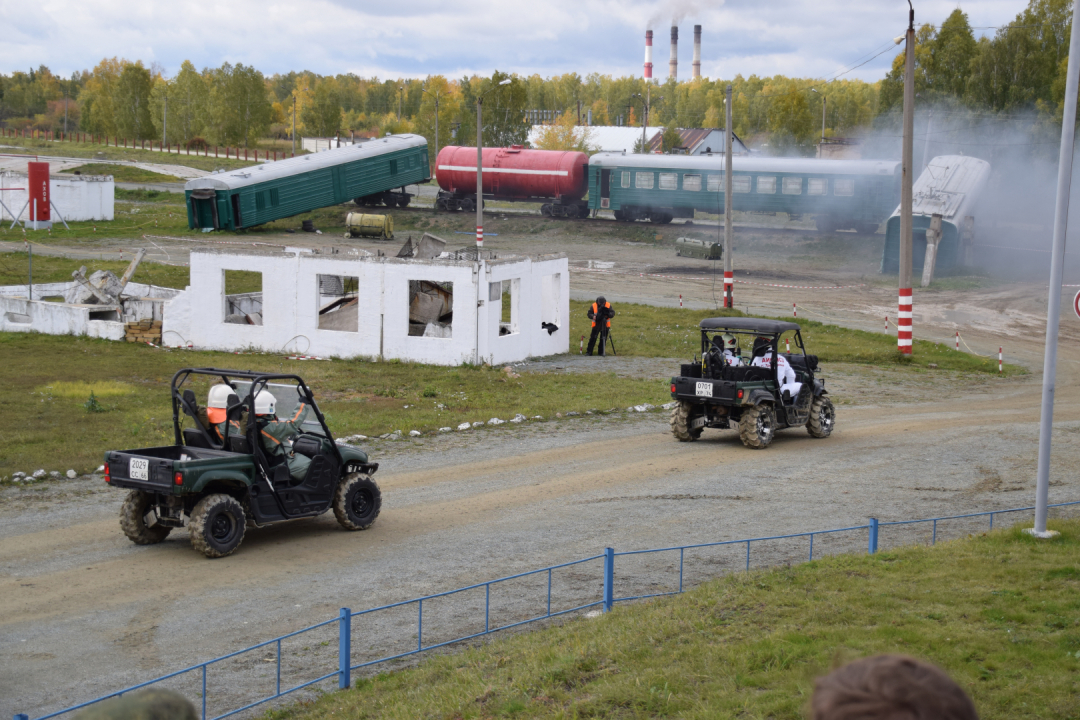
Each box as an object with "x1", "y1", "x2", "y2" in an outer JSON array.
[{"x1": 434, "y1": 145, "x2": 590, "y2": 217}]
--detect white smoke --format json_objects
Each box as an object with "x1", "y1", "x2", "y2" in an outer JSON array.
[{"x1": 647, "y1": 0, "x2": 712, "y2": 30}]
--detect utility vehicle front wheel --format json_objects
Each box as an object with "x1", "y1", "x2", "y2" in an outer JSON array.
[
  {"x1": 333, "y1": 473, "x2": 382, "y2": 531},
  {"x1": 807, "y1": 396, "x2": 836, "y2": 438},
  {"x1": 739, "y1": 403, "x2": 776, "y2": 449},
  {"x1": 670, "y1": 401, "x2": 704, "y2": 442},
  {"x1": 120, "y1": 490, "x2": 172, "y2": 545},
  {"x1": 189, "y1": 494, "x2": 246, "y2": 558}
]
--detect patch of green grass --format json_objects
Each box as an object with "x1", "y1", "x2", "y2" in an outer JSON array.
[
  {"x1": 0, "y1": 252, "x2": 190, "y2": 289},
  {"x1": 64, "y1": 164, "x2": 183, "y2": 183},
  {"x1": 569, "y1": 300, "x2": 1022, "y2": 375},
  {"x1": 0, "y1": 333, "x2": 669, "y2": 475},
  {"x1": 40, "y1": 380, "x2": 134, "y2": 398},
  {"x1": 269, "y1": 520, "x2": 1080, "y2": 720}
]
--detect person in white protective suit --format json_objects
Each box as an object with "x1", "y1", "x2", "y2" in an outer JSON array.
[
  {"x1": 749, "y1": 336, "x2": 803, "y2": 401},
  {"x1": 718, "y1": 333, "x2": 744, "y2": 367}
]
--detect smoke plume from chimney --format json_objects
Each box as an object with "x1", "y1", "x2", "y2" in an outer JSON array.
[
  {"x1": 669, "y1": 25, "x2": 678, "y2": 80},
  {"x1": 693, "y1": 24, "x2": 701, "y2": 78},
  {"x1": 644, "y1": 30, "x2": 653, "y2": 82}
]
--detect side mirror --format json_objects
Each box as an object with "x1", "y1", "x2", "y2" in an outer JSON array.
[
  {"x1": 226, "y1": 393, "x2": 243, "y2": 419},
  {"x1": 182, "y1": 389, "x2": 197, "y2": 409}
]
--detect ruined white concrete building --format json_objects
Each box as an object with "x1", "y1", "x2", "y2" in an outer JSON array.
[
  {"x1": 0, "y1": 281, "x2": 180, "y2": 340},
  {"x1": 162, "y1": 248, "x2": 570, "y2": 365}
]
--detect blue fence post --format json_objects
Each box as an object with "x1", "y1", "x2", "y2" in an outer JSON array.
[
  {"x1": 15, "y1": 714, "x2": 29, "y2": 720},
  {"x1": 338, "y1": 607, "x2": 351, "y2": 690},
  {"x1": 602, "y1": 547, "x2": 614, "y2": 612},
  {"x1": 868, "y1": 518, "x2": 879, "y2": 554}
]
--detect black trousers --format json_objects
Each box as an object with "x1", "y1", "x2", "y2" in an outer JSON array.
[{"x1": 587, "y1": 325, "x2": 608, "y2": 355}]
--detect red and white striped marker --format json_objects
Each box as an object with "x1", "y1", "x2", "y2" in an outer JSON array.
[
  {"x1": 580, "y1": 335, "x2": 584, "y2": 354},
  {"x1": 679, "y1": 294, "x2": 683, "y2": 308},
  {"x1": 999, "y1": 347, "x2": 1003, "y2": 373},
  {"x1": 785, "y1": 337, "x2": 790, "y2": 352},
  {"x1": 723, "y1": 271, "x2": 733, "y2": 308},
  {"x1": 885, "y1": 315, "x2": 889, "y2": 332},
  {"x1": 955, "y1": 331, "x2": 960, "y2": 351},
  {"x1": 897, "y1": 288, "x2": 912, "y2": 354},
  {"x1": 476, "y1": 225, "x2": 483, "y2": 247},
  {"x1": 792, "y1": 302, "x2": 797, "y2": 318}
]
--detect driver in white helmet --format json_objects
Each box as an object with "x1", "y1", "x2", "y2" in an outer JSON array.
[
  {"x1": 254, "y1": 389, "x2": 313, "y2": 481},
  {"x1": 718, "y1": 333, "x2": 744, "y2": 367}
]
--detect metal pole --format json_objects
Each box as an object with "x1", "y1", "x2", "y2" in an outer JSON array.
[
  {"x1": 476, "y1": 97, "x2": 483, "y2": 248},
  {"x1": 1031, "y1": 0, "x2": 1080, "y2": 539},
  {"x1": 28, "y1": 242, "x2": 32, "y2": 301},
  {"x1": 63, "y1": 90, "x2": 68, "y2": 135},
  {"x1": 291, "y1": 96, "x2": 296, "y2": 156},
  {"x1": 898, "y1": 4, "x2": 915, "y2": 355},
  {"x1": 821, "y1": 95, "x2": 826, "y2": 144},
  {"x1": 642, "y1": 85, "x2": 650, "y2": 151},
  {"x1": 724, "y1": 84, "x2": 733, "y2": 308},
  {"x1": 434, "y1": 96, "x2": 439, "y2": 172}
]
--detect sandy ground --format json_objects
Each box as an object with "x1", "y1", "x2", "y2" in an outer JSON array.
[{"x1": 3, "y1": 208, "x2": 1080, "y2": 718}]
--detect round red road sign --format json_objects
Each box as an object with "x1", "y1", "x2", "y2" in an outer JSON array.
[{"x1": 1075, "y1": 289, "x2": 1080, "y2": 319}]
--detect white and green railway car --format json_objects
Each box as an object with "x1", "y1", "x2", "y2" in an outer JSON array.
[
  {"x1": 588, "y1": 153, "x2": 901, "y2": 233},
  {"x1": 185, "y1": 134, "x2": 430, "y2": 231}
]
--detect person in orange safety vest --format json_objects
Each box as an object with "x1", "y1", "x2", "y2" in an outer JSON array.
[{"x1": 586, "y1": 296, "x2": 614, "y2": 356}]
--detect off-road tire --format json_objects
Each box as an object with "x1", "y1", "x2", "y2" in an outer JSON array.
[
  {"x1": 739, "y1": 403, "x2": 776, "y2": 449},
  {"x1": 807, "y1": 396, "x2": 836, "y2": 438},
  {"x1": 333, "y1": 473, "x2": 382, "y2": 531},
  {"x1": 189, "y1": 494, "x2": 246, "y2": 558},
  {"x1": 120, "y1": 490, "x2": 172, "y2": 545},
  {"x1": 670, "y1": 401, "x2": 704, "y2": 442}
]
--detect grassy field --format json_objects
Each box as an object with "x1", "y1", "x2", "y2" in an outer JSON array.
[
  {"x1": 270, "y1": 520, "x2": 1080, "y2": 720},
  {"x1": 1, "y1": 136, "x2": 259, "y2": 172},
  {"x1": 65, "y1": 163, "x2": 183, "y2": 183}
]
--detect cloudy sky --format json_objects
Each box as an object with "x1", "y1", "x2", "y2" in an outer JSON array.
[{"x1": 4, "y1": 0, "x2": 1024, "y2": 82}]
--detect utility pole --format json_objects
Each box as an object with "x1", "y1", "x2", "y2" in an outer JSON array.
[
  {"x1": 476, "y1": 79, "x2": 511, "y2": 249},
  {"x1": 63, "y1": 89, "x2": 68, "y2": 135},
  {"x1": 398, "y1": 86, "x2": 404, "y2": 120},
  {"x1": 292, "y1": 95, "x2": 297, "y2": 156},
  {"x1": 163, "y1": 89, "x2": 168, "y2": 148},
  {"x1": 820, "y1": 94, "x2": 826, "y2": 144},
  {"x1": 1030, "y1": 0, "x2": 1080, "y2": 539},
  {"x1": 422, "y1": 83, "x2": 443, "y2": 172},
  {"x1": 898, "y1": 1, "x2": 916, "y2": 356},
  {"x1": 724, "y1": 84, "x2": 733, "y2": 308}
]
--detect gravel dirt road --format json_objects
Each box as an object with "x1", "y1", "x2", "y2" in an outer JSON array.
[{"x1": 3, "y1": 211, "x2": 1080, "y2": 718}]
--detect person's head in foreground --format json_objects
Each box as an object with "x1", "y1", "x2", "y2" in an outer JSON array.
[{"x1": 811, "y1": 654, "x2": 978, "y2": 720}]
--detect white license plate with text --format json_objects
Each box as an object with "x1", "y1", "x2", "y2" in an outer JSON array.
[
  {"x1": 129, "y1": 458, "x2": 149, "y2": 481},
  {"x1": 695, "y1": 382, "x2": 713, "y2": 397}
]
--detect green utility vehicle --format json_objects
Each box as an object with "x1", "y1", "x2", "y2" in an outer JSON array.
[
  {"x1": 104, "y1": 368, "x2": 381, "y2": 558},
  {"x1": 669, "y1": 318, "x2": 835, "y2": 449}
]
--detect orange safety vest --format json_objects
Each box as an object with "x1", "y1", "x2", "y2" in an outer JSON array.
[{"x1": 591, "y1": 301, "x2": 612, "y2": 328}]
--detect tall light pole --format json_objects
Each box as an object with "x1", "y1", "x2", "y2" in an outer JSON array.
[
  {"x1": 476, "y1": 78, "x2": 512, "y2": 249},
  {"x1": 631, "y1": 88, "x2": 662, "y2": 152},
  {"x1": 898, "y1": 2, "x2": 915, "y2": 356},
  {"x1": 1030, "y1": 0, "x2": 1080, "y2": 539},
  {"x1": 810, "y1": 87, "x2": 826, "y2": 146},
  {"x1": 398, "y1": 85, "x2": 404, "y2": 120},
  {"x1": 291, "y1": 86, "x2": 307, "y2": 156},
  {"x1": 724, "y1": 85, "x2": 733, "y2": 308},
  {"x1": 162, "y1": 83, "x2": 168, "y2": 148},
  {"x1": 421, "y1": 82, "x2": 444, "y2": 172}
]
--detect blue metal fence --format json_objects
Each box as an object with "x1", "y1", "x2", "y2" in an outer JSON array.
[{"x1": 15, "y1": 499, "x2": 1080, "y2": 720}]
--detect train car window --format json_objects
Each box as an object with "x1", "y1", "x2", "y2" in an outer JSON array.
[
  {"x1": 733, "y1": 176, "x2": 751, "y2": 193},
  {"x1": 756, "y1": 176, "x2": 777, "y2": 194},
  {"x1": 659, "y1": 173, "x2": 678, "y2": 190},
  {"x1": 390, "y1": 159, "x2": 399, "y2": 175},
  {"x1": 834, "y1": 178, "x2": 855, "y2": 196},
  {"x1": 255, "y1": 192, "x2": 266, "y2": 211},
  {"x1": 269, "y1": 188, "x2": 280, "y2": 207},
  {"x1": 635, "y1": 172, "x2": 654, "y2": 189},
  {"x1": 707, "y1": 174, "x2": 723, "y2": 192},
  {"x1": 807, "y1": 178, "x2": 828, "y2": 196},
  {"x1": 621, "y1": 172, "x2": 630, "y2": 188},
  {"x1": 683, "y1": 174, "x2": 702, "y2": 192},
  {"x1": 782, "y1": 177, "x2": 802, "y2": 195}
]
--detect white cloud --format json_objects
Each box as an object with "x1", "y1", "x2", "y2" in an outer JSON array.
[{"x1": 1, "y1": 0, "x2": 1026, "y2": 82}]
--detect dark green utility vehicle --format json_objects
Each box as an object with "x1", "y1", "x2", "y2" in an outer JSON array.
[
  {"x1": 669, "y1": 318, "x2": 835, "y2": 449},
  {"x1": 105, "y1": 368, "x2": 381, "y2": 558}
]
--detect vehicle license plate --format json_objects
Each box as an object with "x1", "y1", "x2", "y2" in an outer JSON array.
[
  {"x1": 695, "y1": 382, "x2": 712, "y2": 397},
  {"x1": 129, "y1": 458, "x2": 149, "y2": 481}
]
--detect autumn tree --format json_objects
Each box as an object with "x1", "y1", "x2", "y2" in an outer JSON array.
[
  {"x1": 302, "y1": 77, "x2": 344, "y2": 137},
  {"x1": 208, "y1": 63, "x2": 272, "y2": 146},
  {"x1": 533, "y1": 111, "x2": 600, "y2": 153},
  {"x1": 113, "y1": 62, "x2": 154, "y2": 140}
]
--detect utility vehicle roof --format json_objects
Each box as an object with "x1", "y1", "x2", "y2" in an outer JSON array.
[{"x1": 699, "y1": 317, "x2": 801, "y2": 333}]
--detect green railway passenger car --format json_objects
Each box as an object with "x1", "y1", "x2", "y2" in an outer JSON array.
[
  {"x1": 588, "y1": 153, "x2": 901, "y2": 233},
  {"x1": 185, "y1": 134, "x2": 430, "y2": 231}
]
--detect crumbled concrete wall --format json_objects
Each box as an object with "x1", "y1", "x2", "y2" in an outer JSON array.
[
  {"x1": 162, "y1": 249, "x2": 569, "y2": 365},
  {"x1": 0, "y1": 172, "x2": 115, "y2": 222},
  {"x1": 0, "y1": 280, "x2": 179, "y2": 338}
]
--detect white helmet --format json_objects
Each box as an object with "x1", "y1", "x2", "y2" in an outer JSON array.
[
  {"x1": 254, "y1": 390, "x2": 277, "y2": 415},
  {"x1": 721, "y1": 333, "x2": 738, "y2": 351},
  {"x1": 207, "y1": 383, "x2": 233, "y2": 409}
]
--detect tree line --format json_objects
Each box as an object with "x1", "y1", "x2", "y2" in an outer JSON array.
[{"x1": 0, "y1": 0, "x2": 1074, "y2": 157}]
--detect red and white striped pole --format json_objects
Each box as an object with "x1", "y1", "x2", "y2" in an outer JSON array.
[
  {"x1": 999, "y1": 347, "x2": 1003, "y2": 373},
  {"x1": 898, "y1": 288, "x2": 912, "y2": 354},
  {"x1": 955, "y1": 331, "x2": 959, "y2": 351},
  {"x1": 785, "y1": 337, "x2": 790, "y2": 352},
  {"x1": 679, "y1": 294, "x2": 683, "y2": 308},
  {"x1": 885, "y1": 314, "x2": 889, "y2": 332},
  {"x1": 476, "y1": 224, "x2": 483, "y2": 248},
  {"x1": 792, "y1": 302, "x2": 797, "y2": 318},
  {"x1": 723, "y1": 271, "x2": 733, "y2": 308}
]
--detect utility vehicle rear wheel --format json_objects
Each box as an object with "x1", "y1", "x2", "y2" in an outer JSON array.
[
  {"x1": 120, "y1": 490, "x2": 172, "y2": 545},
  {"x1": 189, "y1": 494, "x2": 246, "y2": 558},
  {"x1": 333, "y1": 473, "x2": 382, "y2": 530},
  {"x1": 738, "y1": 403, "x2": 776, "y2": 449},
  {"x1": 807, "y1": 396, "x2": 836, "y2": 438},
  {"x1": 670, "y1": 401, "x2": 704, "y2": 442}
]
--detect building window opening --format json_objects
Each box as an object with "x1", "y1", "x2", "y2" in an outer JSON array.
[
  {"x1": 223, "y1": 270, "x2": 263, "y2": 325},
  {"x1": 498, "y1": 279, "x2": 520, "y2": 337},
  {"x1": 408, "y1": 280, "x2": 453, "y2": 338},
  {"x1": 540, "y1": 273, "x2": 561, "y2": 334},
  {"x1": 317, "y1": 274, "x2": 359, "y2": 332}
]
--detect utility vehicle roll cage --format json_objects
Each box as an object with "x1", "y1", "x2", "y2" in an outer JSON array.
[
  {"x1": 169, "y1": 367, "x2": 343, "y2": 468},
  {"x1": 698, "y1": 317, "x2": 806, "y2": 384}
]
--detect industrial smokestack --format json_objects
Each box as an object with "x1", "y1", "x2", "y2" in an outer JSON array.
[
  {"x1": 669, "y1": 26, "x2": 678, "y2": 80},
  {"x1": 693, "y1": 25, "x2": 701, "y2": 79},
  {"x1": 644, "y1": 30, "x2": 653, "y2": 82}
]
